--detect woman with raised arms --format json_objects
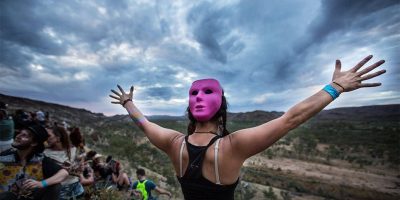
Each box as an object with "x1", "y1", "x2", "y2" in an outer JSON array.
[{"x1": 109, "y1": 55, "x2": 385, "y2": 200}]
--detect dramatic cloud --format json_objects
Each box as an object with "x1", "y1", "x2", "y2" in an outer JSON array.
[{"x1": 1, "y1": 0, "x2": 399, "y2": 116}]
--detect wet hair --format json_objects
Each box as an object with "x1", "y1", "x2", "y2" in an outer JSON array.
[
  {"x1": 69, "y1": 127, "x2": 85, "y2": 147},
  {"x1": 186, "y1": 94, "x2": 230, "y2": 136},
  {"x1": 52, "y1": 126, "x2": 71, "y2": 160},
  {"x1": 136, "y1": 168, "x2": 146, "y2": 176}
]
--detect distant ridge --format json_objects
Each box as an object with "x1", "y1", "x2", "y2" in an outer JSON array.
[
  {"x1": 1, "y1": 93, "x2": 399, "y2": 124},
  {"x1": 228, "y1": 110, "x2": 284, "y2": 122},
  {"x1": 0, "y1": 93, "x2": 105, "y2": 126},
  {"x1": 316, "y1": 104, "x2": 400, "y2": 121}
]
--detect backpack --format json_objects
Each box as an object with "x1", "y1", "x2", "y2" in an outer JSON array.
[{"x1": 136, "y1": 180, "x2": 148, "y2": 200}]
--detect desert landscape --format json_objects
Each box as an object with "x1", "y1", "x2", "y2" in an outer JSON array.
[{"x1": 1, "y1": 93, "x2": 399, "y2": 200}]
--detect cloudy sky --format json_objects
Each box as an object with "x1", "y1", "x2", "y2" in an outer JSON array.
[{"x1": 1, "y1": 0, "x2": 399, "y2": 116}]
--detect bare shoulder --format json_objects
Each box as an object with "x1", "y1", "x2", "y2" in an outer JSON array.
[
  {"x1": 218, "y1": 133, "x2": 240, "y2": 159},
  {"x1": 168, "y1": 133, "x2": 186, "y2": 157},
  {"x1": 171, "y1": 133, "x2": 186, "y2": 146}
]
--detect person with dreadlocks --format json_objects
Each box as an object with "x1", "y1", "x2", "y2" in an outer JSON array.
[{"x1": 109, "y1": 55, "x2": 386, "y2": 200}]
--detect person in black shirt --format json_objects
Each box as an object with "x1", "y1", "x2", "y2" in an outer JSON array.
[{"x1": 0, "y1": 125, "x2": 69, "y2": 200}]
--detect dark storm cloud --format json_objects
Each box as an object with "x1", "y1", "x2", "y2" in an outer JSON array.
[
  {"x1": 0, "y1": 41, "x2": 33, "y2": 74},
  {"x1": 275, "y1": 0, "x2": 399, "y2": 82},
  {"x1": 307, "y1": 0, "x2": 398, "y2": 45},
  {"x1": 187, "y1": 2, "x2": 242, "y2": 64},
  {"x1": 0, "y1": 1, "x2": 67, "y2": 56},
  {"x1": 0, "y1": 0, "x2": 398, "y2": 115},
  {"x1": 144, "y1": 87, "x2": 175, "y2": 101}
]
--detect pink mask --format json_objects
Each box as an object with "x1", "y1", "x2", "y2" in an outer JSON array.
[{"x1": 189, "y1": 79, "x2": 223, "y2": 122}]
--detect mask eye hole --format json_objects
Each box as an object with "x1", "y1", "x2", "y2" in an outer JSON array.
[
  {"x1": 205, "y1": 89, "x2": 213, "y2": 94},
  {"x1": 191, "y1": 90, "x2": 198, "y2": 95}
]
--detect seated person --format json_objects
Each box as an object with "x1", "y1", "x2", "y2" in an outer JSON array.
[
  {"x1": 0, "y1": 125, "x2": 69, "y2": 200},
  {"x1": 110, "y1": 161, "x2": 130, "y2": 191},
  {"x1": 79, "y1": 161, "x2": 94, "y2": 186},
  {"x1": 91, "y1": 154, "x2": 112, "y2": 189}
]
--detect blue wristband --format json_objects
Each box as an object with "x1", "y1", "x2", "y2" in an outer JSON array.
[
  {"x1": 323, "y1": 84, "x2": 340, "y2": 100},
  {"x1": 41, "y1": 180, "x2": 48, "y2": 188}
]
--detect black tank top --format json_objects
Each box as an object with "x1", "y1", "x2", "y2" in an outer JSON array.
[{"x1": 177, "y1": 135, "x2": 239, "y2": 200}]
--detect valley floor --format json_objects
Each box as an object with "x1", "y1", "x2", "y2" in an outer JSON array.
[{"x1": 243, "y1": 156, "x2": 400, "y2": 200}]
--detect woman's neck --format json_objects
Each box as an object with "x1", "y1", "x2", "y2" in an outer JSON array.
[{"x1": 194, "y1": 121, "x2": 218, "y2": 134}]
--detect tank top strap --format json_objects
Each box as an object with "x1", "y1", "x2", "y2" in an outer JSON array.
[
  {"x1": 179, "y1": 136, "x2": 187, "y2": 177},
  {"x1": 214, "y1": 138, "x2": 222, "y2": 184},
  {"x1": 204, "y1": 135, "x2": 222, "y2": 149}
]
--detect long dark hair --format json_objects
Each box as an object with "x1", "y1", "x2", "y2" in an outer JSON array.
[
  {"x1": 186, "y1": 95, "x2": 230, "y2": 136},
  {"x1": 69, "y1": 127, "x2": 85, "y2": 148},
  {"x1": 52, "y1": 126, "x2": 71, "y2": 161}
]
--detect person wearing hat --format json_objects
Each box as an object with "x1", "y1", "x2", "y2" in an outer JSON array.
[
  {"x1": 92, "y1": 154, "x2": 111, "y2": 180},
  {"x1": 0, "y1": 125, "x2": 69, "y2": 200},
  {"x1": 0, "y1": 101, "x2": 14, "y2": 152}
]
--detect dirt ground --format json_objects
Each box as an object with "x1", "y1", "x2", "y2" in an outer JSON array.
[{"x1": 244, "y1": 156, "x2": 400, "y2": 196}]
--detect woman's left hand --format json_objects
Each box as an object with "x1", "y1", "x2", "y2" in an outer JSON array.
[{"x1": 332, "y1": 55, "x2": 386, "y2": 92}]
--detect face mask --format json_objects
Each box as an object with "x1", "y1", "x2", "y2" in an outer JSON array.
[{"x1": 189, "y1": 79, "x2": 223, "y2": 122}]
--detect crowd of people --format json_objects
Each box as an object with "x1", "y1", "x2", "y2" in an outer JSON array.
[{"x1": 0, "y1": 102, "x2": 172, "y2": 200}]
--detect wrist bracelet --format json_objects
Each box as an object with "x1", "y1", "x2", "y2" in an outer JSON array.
[
  {"x1": 122, "y1": 99, "x2": 132, "y2": 106},
  {"x1": 332, "y1": 81, "x2": 345, "y2": 92},
  {"x1": 323, "y1": 84, "x2": 340, "y2": 100},
  {"x1": 41, "y1": 180, "x2": 48, "y2": 188}
]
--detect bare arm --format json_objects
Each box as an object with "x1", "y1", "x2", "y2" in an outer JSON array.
[
  {"x1": 111, "y1": 172, "x2": 118, "y2": 182},
  {"x1": 230, "y1": 55, "x2": 386, "y2": 160},
  {"x1": 132, "y1": 190, "x2": 141, "y2": 198},
  {"x1": 110, "y1": 85, "x2": 183, "y2": 155},
  {"x1": 23, "y1": 169, "x2": 69, "y2": 189},
  {"x1": 79, "y1": 172, "x2": 94, "y2": 186},
  {"x1": 155, "y1": 186, "x2": 172, "y2": 198}
]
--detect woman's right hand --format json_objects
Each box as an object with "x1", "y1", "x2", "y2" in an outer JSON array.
[{"x1": 109, "y1": 85, "x2": 134, "y2": 107}]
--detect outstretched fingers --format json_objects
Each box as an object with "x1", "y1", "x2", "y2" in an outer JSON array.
[
  {"x1": 359, "y1": 69, "x2": 386, "y2": 81},
  {"x1": 359, "y1": 82, "x2": 382, "y2": 87},
  {"x1": 117, "y1": 84, "x2": 125, "y2": 94},
  {"x1": 129, "y1": 86, "x2": 134, "y2": 96},
  {"x1": 334, "y1": 59, "x2": 341, "y2": 73},
  {"x1": 109, "y1": 94, "x2": 120, "y2": 100},
  {"x1": 357, "y1": 60, "x2": 385, "y2": 76},
  {"x1": 111, "y1": 89, "x2": 121, "y2": 96},
  {"x1": 351, "y1": 55, "x2": 373, "y2": 72}
]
